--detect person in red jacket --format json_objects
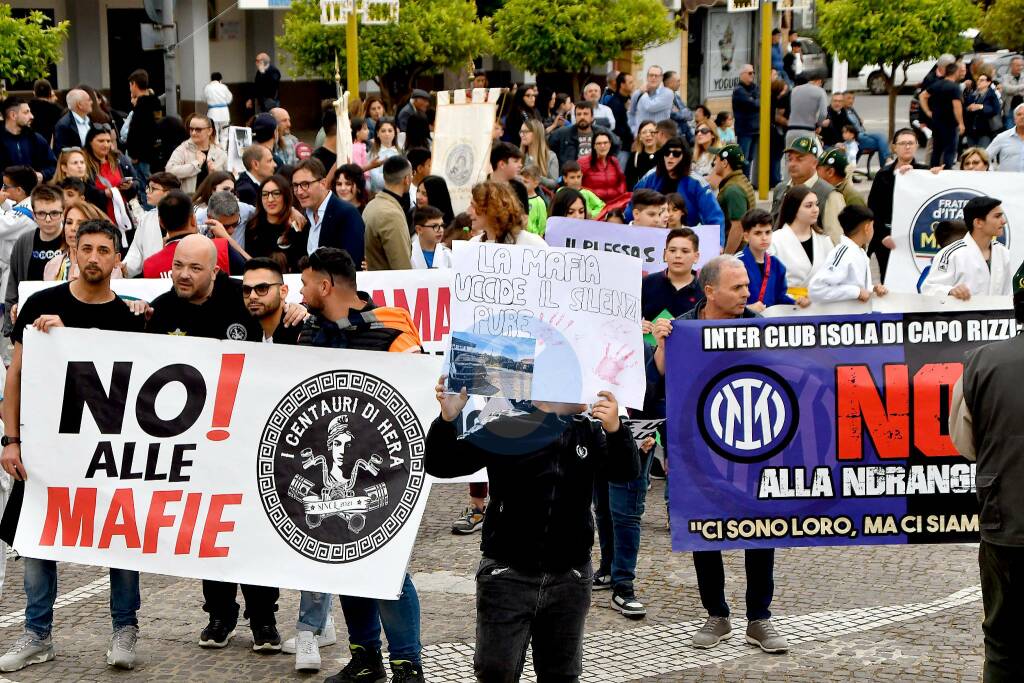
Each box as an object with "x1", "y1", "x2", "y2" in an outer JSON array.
[{"x1": 579, "y1": 131, "x2": 627, "y2": 202}]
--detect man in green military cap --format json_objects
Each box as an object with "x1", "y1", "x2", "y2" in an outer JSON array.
[
  {"x1": 817, "y1": 147, "x2": 865, "y2": 210},
  {"x1": 769, "y1": 135, "x2": 845, "y2": 243},
  {"x1": 714, "y1": 144, "x2": 756, "y2": 253}
]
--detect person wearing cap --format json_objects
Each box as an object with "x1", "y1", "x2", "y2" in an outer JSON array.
[
  {"x1": 808, "y1": 204, "x2": 888, "y2": 303},
  {"x1": 816, "y1": 148, "x2": 864, "y2": 210},
  {"x1": 397, "y1": 90, "x2": 431, "y2": 132},
  {"x1": 713, "y1": 144, "x2": 755, "y2": 253},
  {"x1": 251, "y1": 112, "x2": 286, "y2": 170},
  {"x1": 770, "y1": 135, "x2": 845, "y2": 244},
  {"x1": 921, "y1": 196, "x2": 1012, "y2": 300}
]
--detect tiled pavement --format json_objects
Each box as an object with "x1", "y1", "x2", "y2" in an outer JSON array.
[{"x1": 0, "y1": 481, "x2": 984, "y2": 682}]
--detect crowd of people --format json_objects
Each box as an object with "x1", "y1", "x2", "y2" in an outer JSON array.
[{"x1": 0, "y1": 49, "x2": 1015, "y2": 683}]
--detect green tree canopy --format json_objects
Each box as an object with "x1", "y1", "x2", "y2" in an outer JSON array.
[
  {"x1": 492, "y1": 0, "x2": 674, "y2": 95},
  {"x1": 981, "y1": 0, "x2": 1024, "y2": 53},
  {"x1": 817, "y1": 0, "x2": 978, "y2": 138},
  {"x1": 0, "y1": 6, "x2": 69, "y2": 86},
  {"x1": 279, "y1": 0, "x2": 491, "y2": 107}
]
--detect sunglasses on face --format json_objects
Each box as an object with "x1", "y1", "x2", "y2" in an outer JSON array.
[
  {"x1": 242, "y1": 282, "x2": 283, "y2": 297},
  {"x1": 665, "y1": 149, "x2": 684, "y2": 158},
  {"x1": 189, "y1": 126, "x2": 211, "y2": 133},
  {"x1": 696, "y1": 128, "x2": 711, "y2": 135}
]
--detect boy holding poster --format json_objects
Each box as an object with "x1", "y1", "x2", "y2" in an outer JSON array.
[{"x1": 425, "y1": 380, "x2": 640, "y2": 681}]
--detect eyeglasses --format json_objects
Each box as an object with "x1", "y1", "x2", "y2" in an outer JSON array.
[
  {"x1": 665, "y1": 149, "x2": 684, "y2": 158},
  {"x1": 419, "y1": 222, "x2": 445, "y2": 231},
  {"x1": 189, "y1": 126, "x2": 211, "y2": 133},
  {"x1": 146, "y1": 183, "x2": 165, "y2": 193},
  {"x1": 242, "y1": 282, "x2": 283, "y2": 297},
  {"x1": 218, "y1": 218, "x2": 241, "y2": 230},
  {"x1": 696, "y1": 128, "x2": 712, "y2": 135},
  {"x1": 292, "y1": 180, "x2": 319, "y2": 192},
  {"x1": 520, "y1": 129, "x2": 531, "y2": 135},
  {"x1": 35, "y1": 210, "x2": 63, "y2": 221},
  {"x1": 895, "y1": 140, "x2": 917, "y2": 147},
  {"x1": 261, "y1": 189, "x2": 283, "y2": 199}
]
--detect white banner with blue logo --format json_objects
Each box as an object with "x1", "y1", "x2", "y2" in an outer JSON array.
[{"x1": 887, "y1": 170, "x2": 1024, "y2": 293}]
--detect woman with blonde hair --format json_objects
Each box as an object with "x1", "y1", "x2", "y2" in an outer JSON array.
[
  {"x1": 468, "y1": 181, "x2": 546, "y2": 245},
  {"x1": 53, "y1": 147, "x2": 89, "y2": 183},
  {"x1": 520, "y1": 118, "x2": 559, "y2": 188},
  {"x1": 165, "y1": 113, "x2": 228, "y2": 194},
  {"x1": 692, "y1": 120, "x2": 720, "y2": 179},
  {"x1": 45, "y1": 201, "x2": 124, "y2": 280},
  {"x1": 959, "y1": 147, "x2": 991, "y2": 171}
]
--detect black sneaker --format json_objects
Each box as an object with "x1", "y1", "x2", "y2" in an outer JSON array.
[
  {"x1": 390, "y1": 659, "x2": 425, "y2": 683},
  {"x1": 251, "y1": 623, "x2": 282, "y2": 653},
  {"x1": 649, "y1": 457, "x2": 666, "y2": 480},
  {"x1": 612, "y1": 588, "x2": 647, "y2": 619},
  {"x1": 592, "y1": 573, "x2": 613, "y2": 591},
  {"x1": 325, "y1": 644, "x2": 387, "y2": 683},
  {"x1": 198, "y1": 619, "x2": 237, "y2": 648}
]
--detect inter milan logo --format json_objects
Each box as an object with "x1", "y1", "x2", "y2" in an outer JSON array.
[
  {"x1": 697, "y1": 366, "x2": 798, "y2": 464},
  {"x1": 257, "y1": 370, "x2": 425, "y2": 563},
  {"x1": 909, "y1": 188, "x2": 1009, "y2": 269}
]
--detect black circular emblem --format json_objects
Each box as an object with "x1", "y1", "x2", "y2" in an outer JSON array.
[{"x1": 257, "y1": 370, "x2": 426, "y2": 563}]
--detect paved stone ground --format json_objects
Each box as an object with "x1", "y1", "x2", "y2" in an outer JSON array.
[{"x1": 0, "y1": 480, "x2": 984, "y2": 682}]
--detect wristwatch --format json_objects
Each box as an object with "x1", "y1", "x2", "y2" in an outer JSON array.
[{"x1": 1, "y1": 436, "x2": 21, "y2": 447}]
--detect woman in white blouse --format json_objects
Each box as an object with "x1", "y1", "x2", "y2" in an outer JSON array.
[{"x1": 769, "y1": 185, "x2": 832, "y2": 299}]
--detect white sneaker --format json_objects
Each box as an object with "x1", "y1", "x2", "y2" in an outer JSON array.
[
  {"x1": 282, "y1": 614, "x2": 336, "y2": 653},
  {"x1": 294, "y1": 631, "x2": 321, "y2": 672},
  {"x1": 0, "y1": 632, "x2": 55, "y2": 672}
]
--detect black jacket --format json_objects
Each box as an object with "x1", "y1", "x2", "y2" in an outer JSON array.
[
  {"x1": 0, "y1": 127, "x2": 56, "y2": 180},
  {"x1": 126, "y1": 93, "x2": 162, "y2": 164},
  {"x1": 28, "y1": 98, "x2": 62, "y2": 146},
  {"x1": 547, "y1": 122, "x2": 620, "y2": 169},
  {"x1": 606, "y1": 92, "x2": 634, "y2": 153},
  {"x1": 425, "y1": 409, "x2": 640, "y2": 572},
  {"x1": 235, "y1": 172, "x2": 260, "y2": 208},
  {"x1": 52, "y1": 110, "x2": 85, "y2": 155},
  {"x1": 287, "y1": 193, "x2": 365, "y2": 268},
  {"x1": 867, "y1": 160, "x2": 929, "y2": 235}
]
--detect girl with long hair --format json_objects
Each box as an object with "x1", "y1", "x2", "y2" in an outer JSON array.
[
  {"x1": 691, "y1": 121, "x2": 720, "y2": 179},
  {"x1": 519, "y1": 119, "x2": 559, "y2": 188},
  {"x1": 769, "y1": 185, "x2": 831, "y2": 297},
  {"x1": 625, "y1": 120, "x2": 659, "y2": 189},
  {"x1": 468, "y1": 181, "x2": 545, "y2": 245},
  {"x1": 44, "y1": 201, "x2": 121, "y2": 281},
  {"x1": 368, "y1": 117, "x2": 400, "y2": 192},
  {"x1": 332, "y1": 164, "x2": 371, "y2": 212},
  {"x1": 631, "y1": 136, "x2": 725, "y2": 228},
  {"x1": 82, "y1": 123, "x2": 139, "y2": 228}
]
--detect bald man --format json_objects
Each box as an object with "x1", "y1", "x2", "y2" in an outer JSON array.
[
  {"x1": 52, "y1": 88, "x2": 93, "y2": 153},
  {"x1": 250, "y1": 52, "x2": 281, "y2": 113},
  {"x1": 271, "y1": 107, "x2": 299, "y2": 166}
]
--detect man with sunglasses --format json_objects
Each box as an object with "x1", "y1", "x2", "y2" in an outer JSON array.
[{"x1": 242, "y1": 257, "x2": 299, "y2": 344}]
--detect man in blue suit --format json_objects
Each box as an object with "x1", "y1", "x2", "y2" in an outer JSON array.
[
  {"x1": 287, "y1": 158, "x2": 365, "y2": 268},
  {"x1": 51, "y1": 89, "x2": 93, "y2": 155}
]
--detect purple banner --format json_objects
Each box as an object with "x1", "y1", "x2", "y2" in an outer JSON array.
[
  {"x1": 544, "y1": 218, "x2": 721, "y2": 275},
  {"x1": 664, "y1": 311, "x2": 1013, "y2": 551}
]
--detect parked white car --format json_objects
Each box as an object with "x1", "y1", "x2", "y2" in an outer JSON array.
[{"x1": 858, "y1": 60, "x2": 936, "y2": 94}]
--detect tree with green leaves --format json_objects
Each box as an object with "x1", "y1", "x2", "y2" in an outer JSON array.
[
  {"x1": 278, "y1": 0, "x2": 491, "y2": 108},
  {"x1": 817, "y1": 0, "x2": 979, "y2": 140},
  {"x1": 0, "y1": 6, "x2": 69, "y2": 88},
  {"x1": 492, "y1": 0, "x2": 674, "y2": 97},
  {"x1": 981, "y1": 0, "x2": 1024, "y2": 53}
]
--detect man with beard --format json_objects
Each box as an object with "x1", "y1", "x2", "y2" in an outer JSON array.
[
  {"x1": 548, "y1": 101, "x2": 619, "y2": 168},
  {"x1": 286, "y1": 246, "x2": 425, "y2": 682},
  {"x1": 0, "y1": 220, "x2": 145, "y2": 672},
  {"x1": 242, "y1": 257, "x2": 299, "y2": 344}
]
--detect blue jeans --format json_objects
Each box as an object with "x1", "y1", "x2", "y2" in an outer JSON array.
[
  {"x1": 340, "y1": 573, "x2": 421, "y2": 665},
  {"x1": 737, "y1": 135, "x2": 757, "y2": 181},
  {"x1": 23, "y1": 558, "x2": 139, "y2": 638},
  {"x1": 296, "y1": 591, "x2": 333, "y2": 633},
  {"x1": 593, "y1": 452, "x2": 651, "y2": 593},
  {"x1": 858, "y1": 133, "x2": 891, "y2": 162}
]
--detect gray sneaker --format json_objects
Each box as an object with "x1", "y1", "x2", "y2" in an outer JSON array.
[
  {"x1": 106, "y1": 625, "x2": 138, "y2": 669},
  {"x1": 746, "y1": 618, "x2": 789, "y2": 653},
  {"x1": 0, "y1": 632, "x2": 55, "y2": 672},
  {"x1": 692, "y1": 616, "x2": 732, "y2": 649}
]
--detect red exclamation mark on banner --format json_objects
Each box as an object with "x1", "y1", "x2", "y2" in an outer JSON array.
[{"x1": 207, "y1": 354, "x2": 246, "y2": 441}]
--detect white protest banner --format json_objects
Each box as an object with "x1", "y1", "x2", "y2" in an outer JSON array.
[
  {"x1": 544, "y1": 218, "x2": 722, "y2": 274},
  {"x1": 887, "y1": 170, "x2": 1024, "y2": 292},
  {"x1": 433, "y1": 90, "x2": 498, "y2": 214},
  {"x1": 20, "y1": 269, "x2": 455, "y2": 354},
  {"x1": 449, "y1": 241, "x2": 645, "y2": 409},
  {"x1": 14, "y1": 328, "x2": 441, "y2": 599}
]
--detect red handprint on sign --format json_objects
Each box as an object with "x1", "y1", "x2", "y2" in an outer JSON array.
[{"x1": 594, "y1": 343, "x2": 636, "y2": 385}]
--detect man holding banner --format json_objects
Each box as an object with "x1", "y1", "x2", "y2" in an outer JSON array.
[
  {"x1": 652, "y1": 256, "x2": 789, "y2": 654},
  {"x1": 920, "y1": 197, "x2": 1011, "y2": 300},
  {"x1": 0, "y1": 220, "x2": 144, "y2": 672}
]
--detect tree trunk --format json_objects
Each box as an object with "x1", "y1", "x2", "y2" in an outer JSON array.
[{"x1": 884, "y1": 66, "x2": 898, "y2": 143}]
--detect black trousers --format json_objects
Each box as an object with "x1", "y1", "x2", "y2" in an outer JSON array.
[
  {"x1": 474, "y1": 558, "x2": 592, "y2": 683},
  {"x1": 980, "y1": 541, "x2": 1024, "y2": 682},
  {"x1": 693, "y1": 549, "x2": 775, "y2": 621},
  {"x1": 202, "y1": 580, "x2": 279, "y2": 627}
]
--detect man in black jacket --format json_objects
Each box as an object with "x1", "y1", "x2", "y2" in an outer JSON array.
[
  {"x1": 547, "y1": 101, "x2": 620, "y2": 169},
  {"x1": 866, "y1": 128, "x2": 930, "y2": 282},
  {"x1": 606, "y1": 72, "x2": 635, "y2": 167},
  {"x1": 125, "y1": 69, "x2": 162, "y2": 180},
  {"x1": 0, "y1": 97, "x2": 56, "y2": 181},
  {"x1": 426, "y1": 382, "x2": 639, "y2": 681}
]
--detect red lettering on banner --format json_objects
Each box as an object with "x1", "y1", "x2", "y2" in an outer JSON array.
[
  {"x1": 199, "y1": 493, "x2": 242, "y2": 558},
  {"x1": 913, "y1": 363, "x2": 962, "y2": 457},
  {"x1": 393, "y1": 288, "x2": 433, "y2": 342},
  {"x1": 175, "y1": 492, "x2": 203, "y2": 555},
  {"x1": 370, "y1": 289, "x2": 387, "y2": 307},
  {"x1": 434, "y1": 288, "x2": 450, "y2": 341},
  {"x1": 99, "y1": 489, "x2": 141, "y2": 549},
  {"x1": 836, "y1": 364, "x2": 910, "y2": 460},
  {"x1": 144, "y1": 490, "x2": 183, "y2": 553},
  {"x1": 40, "y1": 487, "x2": 96, "y2": 546}
]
